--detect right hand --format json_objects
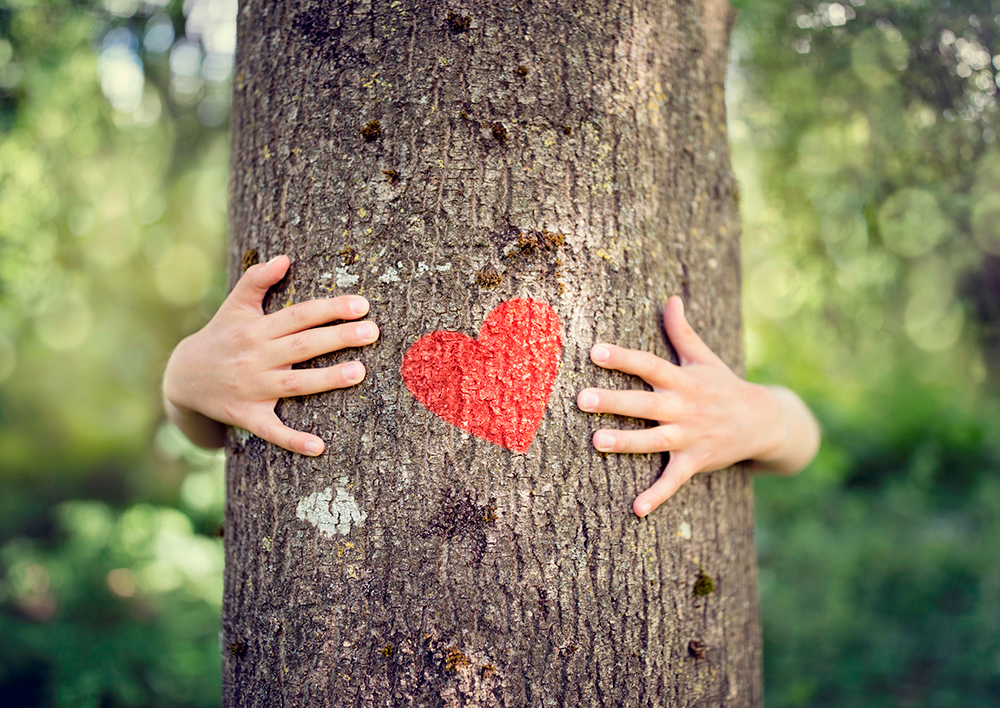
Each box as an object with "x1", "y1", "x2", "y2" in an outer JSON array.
[{"x1": 162, "y1": 255, "x2": 379, "y2": 456}]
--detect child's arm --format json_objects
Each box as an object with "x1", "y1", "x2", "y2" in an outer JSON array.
[
  {"x1": 577, "y1": 296, "x2": 820, "y2": 517},
  {"x1": 162, "y1": 255, "x2": 379, "y2": 457}
]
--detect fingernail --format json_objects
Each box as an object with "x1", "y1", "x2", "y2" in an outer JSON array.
[
  {"x1": 592, "y1": 345, "x2": 610, "y2": 363},
  {"x1": 266, "y1": 255, "x2": 282, "y2": 266},
  {"x1": 638, "y1": 501, "x2": 652, "y2": 516},
  {"x1": 594, "y1": 431, "x2": 615, "y2": 451},
  {"x1": 344, "y1": 362, "x2": 364, "y2": 381},
  {"x1": 304, "y1": 440, "x2": 323, "y2": 455},
  {"x1": 349, "y1": 297, "x2": 369, "y2": 316},
  {"x1": 578, "y1": 391, "x2": 599, "y2": 411},
  {"x1": 357, "y1": 322, "x2": 377, "y2": 340}
]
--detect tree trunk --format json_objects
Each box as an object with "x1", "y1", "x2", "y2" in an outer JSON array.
[{"x1": 223, "y1": 0, "x2": 758, "y2": 706}]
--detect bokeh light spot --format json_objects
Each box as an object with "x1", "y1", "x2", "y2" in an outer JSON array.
[
  {"x1": 878, "y1": 188, "x2": 951, "y2": 258},
  {"x1": 971, "y1": 192, "x2": 1000, "y2": 255},
  {"x1": 904, "y1": 294, "x2": 964, "y2": 352},
  {"x1": 35, "y1": 289, "x2": 92, "y2": 351},
  {"x1": 98, "y1": 29, "x2": 144, "y2": 113},
  {"x1": 106, "y1": 568, "x2": 137, "y2": 597}
]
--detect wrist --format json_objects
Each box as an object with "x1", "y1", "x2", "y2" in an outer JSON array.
[
  {"x1": 749, "y1": 383, "x2": 787, "y2": 467},
  {"x1": 164, "y1": 396, "x2": 228, "y2": 449},
  {"x1": 162, "y1": 337, "x2": 228, "y2": 449}
]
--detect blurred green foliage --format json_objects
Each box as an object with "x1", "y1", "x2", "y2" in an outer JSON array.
[
  {"x1": 1, "y1": 0, "x2": 999, "y2": 706},
  {"x1": 0, "y1": 1, "x2": 230, "y2": 705},
  {"x1": 734, "y1": 0, "x2": 1000, "y2": 704}
]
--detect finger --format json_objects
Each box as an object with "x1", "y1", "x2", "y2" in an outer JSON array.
[
  {"x1": 590, "y1": 343, "x2": 678, "y2": 388},
  {"x1": 268, "y1": 321, "x2": 379, "y2": 366},
  {"x1": 577, "y1": 388, "x2": 678, "y2": 423},
  {"x1": 266, "y1": 361, "x2": 367, "y2": 398},
  {"x1": 247, "y1": 411, "x2": 326, "y2": 456},
  {"x1": 229, "y1": 255, "x2": 291, "y2": 311},
  {"x1": 591, "y1": 424, "x2": 682, "y2": 454},
  {"x1": 663, "y1": 296, "x2": 717, "y2": 366},
  {"x1": 262, "y1": 295, "x2": 371, "y2": 338},
  {"x1": 633, "y1": 454, "x2": 699, "y2": 517}
]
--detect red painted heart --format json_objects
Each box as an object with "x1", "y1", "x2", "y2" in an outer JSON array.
[{"x1": 401, "y1": 299, "x2": 562, "y2": 453}]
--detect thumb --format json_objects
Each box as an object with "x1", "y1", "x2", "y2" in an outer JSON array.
[
  {"x1": 229, "y1": 255, "x2": 290, "y2": 311},
  {"x1": 663, "y1": 296, "x2": 715, "y2": 366},
  {"x1": 633, "y1": 452, "x2": 698, "y2": 517}
]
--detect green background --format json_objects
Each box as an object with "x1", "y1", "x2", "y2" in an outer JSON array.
[{"x1": 1, "y1": 1, "x2": 998, "y2": 705}]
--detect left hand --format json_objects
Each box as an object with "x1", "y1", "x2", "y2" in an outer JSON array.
[{"x1": 577, "y1": 296, "x2": 785, "y2": 517}]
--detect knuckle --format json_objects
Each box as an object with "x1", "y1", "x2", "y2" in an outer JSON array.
[
  {"x1": 249, "y1": 419, "x2": 273, "y2": 442},
  {"x1": 654, "y1": 427, "x2": 673, "y2": 451},
  {"x1": 333, "y1": 296, "x2": 355, "y2": 316},
  {"x1": 288, "y1": 333, "x2": 310, "y2": 354},
  {"x1": 325, "y1": 327, "x2": 349, "y2": 351},
  {"x1": 648, "y1": 354, "x2": 669, "y2": 378},
  {"x1": 279, "y1": 373, "x2": 301, "y2": 395},
  {"x1": 233, "y1": 327, "x2": 260, "y2": 354},
  {"x1": 286, "y1": 303, "x2": 309, "y2": 324}
]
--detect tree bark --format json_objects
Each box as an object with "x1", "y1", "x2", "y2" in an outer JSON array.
[{"x1": 223, "y1": 1, "x2": 758, "y2": 706}]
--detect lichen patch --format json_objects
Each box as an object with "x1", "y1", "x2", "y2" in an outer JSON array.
[
  {"x1": 335, "y1": 267, "x2": 360, "y2": 287},
  {"x1": 297, "y1": 480, "x2": 367, "y2": 538},
  {"x1": 378, "y1": 266, "x2": 400, "y2": 283}
]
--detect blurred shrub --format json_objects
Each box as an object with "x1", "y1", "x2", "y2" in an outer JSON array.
[
  {"x1": 757, "y1": 380, "x2": 1000, "y2": 706},
  {"x1": 0, "y1": 429, "x2": 225, "y2": 707}
]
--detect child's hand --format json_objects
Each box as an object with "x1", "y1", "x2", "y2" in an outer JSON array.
[
  {"x1": 577, "y1": 296, "x2": 819, "y2": 517},
  {"x1": 162, "y1": 255, "x2": 379, "y2": 456}
]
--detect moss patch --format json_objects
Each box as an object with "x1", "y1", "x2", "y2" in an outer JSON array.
[
  {"x1": 475, "y1": 264, "x2": 502, "y2": 287},
  {"x1": 694, "y1": 570, "x2": 716, "y2": 596},
  {"x1": 446, "y1": 11, "x2": 471, "y2": 33},
  {"x1": 361, "y1": 120, "x2": 382, "y2": 141},
  {"x1": 241, "y1": 248, "x2": 259, "y2": 271},
  {"x1": 445, "y1": 646, "x2": 470, "y2": 672}
]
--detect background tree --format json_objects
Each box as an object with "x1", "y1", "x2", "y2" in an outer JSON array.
[{"x1": 222, "y1": 0, "x2": 758, "y2": 705}]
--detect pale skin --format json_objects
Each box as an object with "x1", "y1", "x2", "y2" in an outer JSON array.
[
  {"x1": 163, "y1": 255, "x2": 379, "y2": 457},
  {"x1": 576, "y1": 295, "x2": 820, "y2": 517},
  {"x1": 164, "y1": 257, "x2": 819, "y2": 516}
]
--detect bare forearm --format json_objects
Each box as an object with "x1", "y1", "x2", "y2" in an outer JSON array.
[
  {"x1": 163, "y1": 397, "x2": 228, "y2": 449},
  {"x1": 752, "y1": 385, "x2": 820, "y2": 475}
]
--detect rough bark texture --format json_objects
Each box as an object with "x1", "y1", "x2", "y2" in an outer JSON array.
[{"x1": 223, "y1": 1, "x2": 759, "y2": 706}]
